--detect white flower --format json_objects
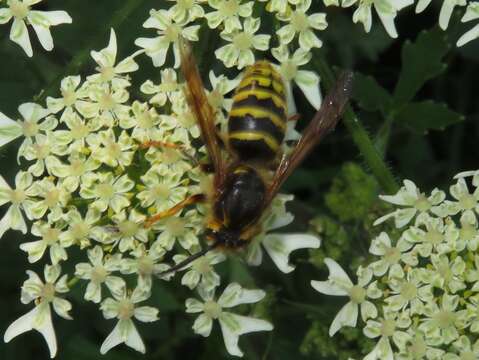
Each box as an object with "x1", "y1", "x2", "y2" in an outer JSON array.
[
  {"x1": 4, "y1": 102, "x2": 53, "y2": 153},
  {"x1": 368, "y1": 232, "x2": 417, "y2": 277},
  {"x1": 46, "y1": 75, "x2": 86, "y2": 118},
  {"x1": 60, "y1": 208, "x2": 101, "y2": 248},
  {"x1": 168, "y1": 0, "x2": 205, "y2": 22},
  {"x1": 22, "y1": 177, "x2": 70, "y2": 221},
  {"x1": 153, "y1": 209, "x2": 202, "y2": 250},
  {"x1": 384, "y1": 269, "x2": 433, "y2": 314},
  {"x1": 0, "y1": 0, "x2": 72, "y2": 57},
  {"x1": 87, "y1": 129, "x2": 135, "y2": 168},
  {"x1": 4, "y1": 265, "x2": 71, "y2": 358},
  {"x1": 79, "y1": 173, "x2": 134, "y2": 213},
  {"x1": 363, "y1": 310, "x2": 411, "y2": 360},
  {"x1": 135, "y1": 9, "x2": 200, "y2": 68},
  {"x1": 272, "y1": 45, "x2": 321, "y2": 110},
  {"x1": 443, "y1": 335, "x2": 479, "y2": 360},
  {"x1": 438, "y1": 177, "x2": 479, "y2": 216},
  {"x1": 121, "y1": 243, "x2": 169, "y2": 291},
  {"x1": 374, "y1": 179, "x2": 445, "y2": 228},
  {"x1": 416, "y1": 0, "x2": 467, "y2": 30},
  {"x1": 88, "y1": 28, "x2": 141, "y2": 88},
  {"x1": 76, "y1": 83, "x2": 130, "y2": 122},
  {"x1": 20, "y1": 221, "x2": 70, "y2": 264},
  {"x1": 311, "y1": 259, "x2": 381, "y2": 336},
  {"x1": 419, "y1": 293, "x2": 467, "y2": 345},
  {"x1": 205, "y1": 0, "x2": 253, "y2": 30},
  {"x1": 402, "y1": 216, "x2": 458, "y2": 256},
  {"x1": 207, "y1": 70, "x2": 241, "y2": 113},
  {"x1": 397, "y1": 333, "x2": 445, "y2": 360},
  {"x1": 100, "y1": 285, "x2": 159, "y2": 354},
  {"x1": 246, "y1": 194, "x2": 320, "y2": 273},
  {"x1": 140, "y1": 68, "x2": 180, "y2": 107},
  {"x1": 277, "y1": 0, "x2": 328, "y2": 51},
  {"x1": 342, "y1": 0, "x2": 413, "y2": 38},
  {"x1": 75, "y1": 245, "x2": 125, "y2": 303},
  {"x1": 0, "y1": 171, "x2": 35, "y2": 238},
  {"x1": 215, "y1": 17, "x2": 270, "y2": 69},
  {"x1": 185, "y1": 283, "x2": 272, "y2": 357},
  {"x1": 458, "y1": 3, "x2": 479, "y2": 46},
  {"x1": 119, "y1": 101, "x2": 162, "y2": 142},
  {"x1": 173, "y1": 250, "x2": 225, "y2": 290},
  {"x1": 21, "y1": 131, "x2": 68, "y2": 176},
  {"x1": 109, "y1": 209, "x2": 149, "y2": 252},
  {"x1": 46, "y1": 153, "x2": 101, "y2": 193},
  {"x1": 422, "y1": 254, "x2": 466, "y2": 294},
  {"x1": 136, "y1": 166, "x2": 188, "y2": 212}
]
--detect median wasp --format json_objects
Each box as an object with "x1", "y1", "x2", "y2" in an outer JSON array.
[{"x1": 142, "y1": 38, "x2": 353, "y2": 275}]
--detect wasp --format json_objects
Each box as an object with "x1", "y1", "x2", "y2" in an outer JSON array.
[{"x1": 143, "y1": 38, "x2": 353, "y2": 275}]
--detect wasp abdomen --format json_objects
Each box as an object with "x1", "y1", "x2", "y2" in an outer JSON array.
[
  {"x1": 228, "y1": 61, "x2": 287, "y2": 162},
  {"x1": 215, "y1": 165, "x2": 265, "y2": 232}
]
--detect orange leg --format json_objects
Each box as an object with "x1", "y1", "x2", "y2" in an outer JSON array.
[
  {"x1": 288, "y1": 114, "x2": 301, "y2": 122},
  {"x1": 144, "y1": 194, "x2": 205, "y2": 228},
  {"x1": 139, "y1": 140, "x2": 199, "y2": 166}
]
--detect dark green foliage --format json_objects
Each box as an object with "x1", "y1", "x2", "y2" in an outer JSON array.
[{"x1": 325, "y1": 163, "x2": 378, "y2": 222}]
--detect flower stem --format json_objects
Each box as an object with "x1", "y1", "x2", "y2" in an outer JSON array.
[
  {"x1": 35, "y1": 0, "x2": 145, "y2": 103},
  {"x1": 312, "y1": 52, "x2": 400, "y2": 194},
  {"x1": 67, "y1": 276, "x2": 80, "y2": 288}
]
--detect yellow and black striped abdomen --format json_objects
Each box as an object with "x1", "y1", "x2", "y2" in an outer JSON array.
[{"x1": 228, "y1": 61, "x2": 287, "y2": 162}]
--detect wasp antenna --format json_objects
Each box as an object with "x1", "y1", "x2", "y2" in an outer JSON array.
[{"x1": 157, "y1": 241, "x2": 220, "y2": 277}]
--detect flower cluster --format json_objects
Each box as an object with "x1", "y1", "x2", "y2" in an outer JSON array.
[
  {"x1": 136, "y1": 0, "x2": 325, "y2": 110},
  {"x1": 0, "y1": 10, "x2": 321, "y2": 356},
  {"x1": 0, "y1": 0, "x2": 72, "y2": 57},
  {"x1": 312, "y1": 171, "x2": 479, "y2": 359}
]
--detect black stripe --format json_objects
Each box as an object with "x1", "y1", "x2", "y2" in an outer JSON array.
[
  {"x1": 229, "y1": 138, "x2": 276, "y2": 161},
  {"x1": 236, "y1": 81, "x2": 284, "y2": 96},
  {"x1": 232, "y1": 94, "x2": 287, "y2": 120},
  {"x1": 228, "y1": 114, "x2": 285, "y2": 143}
]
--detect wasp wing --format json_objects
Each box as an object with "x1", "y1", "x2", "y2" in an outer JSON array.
[
  {"x1": 264, "y1": 71, "x2": 354, "y2": 207},
  {"x1": 179, "y1": 37, "x2": 225, "y2": 187}
]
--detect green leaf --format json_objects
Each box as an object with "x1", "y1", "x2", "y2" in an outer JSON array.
[
  {"x1": 352, "y1": 73, "x2": 392, "y2": 115},
  {"x1": 395, "y1": 100, "x2": 464, "y2": 133},
  {"x1": 394, "y1": 29, "x2": 450, "y2": 105}
]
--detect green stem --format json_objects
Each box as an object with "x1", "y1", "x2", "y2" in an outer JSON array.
[
  {"x1": 35, "y1": 0, "x2": 146, "y2": 103},
  {"x1": 312, "y1": 52, "x2": 400, "y2": 194},
  {"x1": 67, "y1": 276, "x2": 80, "y2": 288}
]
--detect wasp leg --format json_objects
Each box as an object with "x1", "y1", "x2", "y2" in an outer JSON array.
[
  {"x1": 139, "y1": 140, "x2": 200, "y2": 167},
  {"x1": 288, "y1": 114, "x2": 301, "y2": 122},
  {"x1": 144, "y1": 194, "x2": 206, "y2": 228}
]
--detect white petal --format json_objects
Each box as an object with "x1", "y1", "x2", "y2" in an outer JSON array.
[
  {"x1": 0, "y1": 112, "x2": 22, "y2": 147},
  {"x1": 262, "y1": 233, "x2": 320, "y2": 273},
  {"x1": 192, "y1": 313, "x2": 213, "y2": 337},
  {"x1": 219, "y1": 313, "x2": 273, "y2": 357},
  {"x1": 134, "y1": 306, "x2": 159, "y2": 322},
  {"x1": 324, "y1": 258, "x2": 353, "y2": 286},
  {"x1": 329, "y1": 301, "x2": 358, "y2": 336},
  {"x1": 457, "y1": 24, "x2": 479, "y2": 47},
  {"x1": 10, "y1": 19, "x2": 32, "y2": 57},
  {"x1": 295, "y1": 70, "x2": 321, "y2": 109},
  {"x1": 31, "y1": 24, "x2": 53, "y2": 51},
  {"x1": 5, "y1": 304, "x2": 57, "y2": 358},
  {"x1": 311, "y1": 280, "x2": 348, "y2": 296},
  {"x1": 100, "y1": 319, "x2": 145, "y2": 354}
]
